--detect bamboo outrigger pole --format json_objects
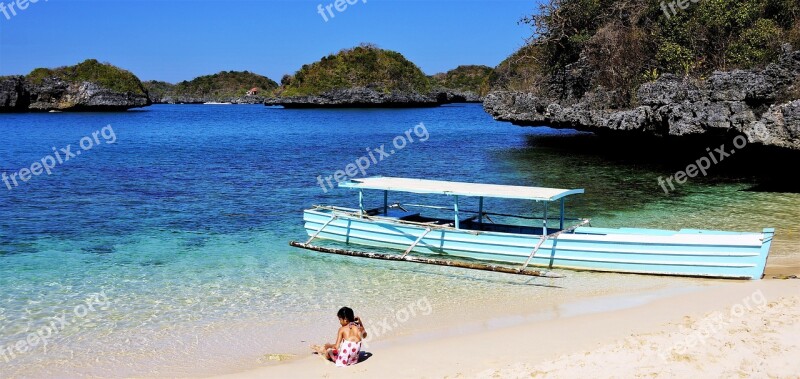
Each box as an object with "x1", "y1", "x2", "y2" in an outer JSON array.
[{"x1": 289, "y1": 241, "x2": 564, "y2": 278}]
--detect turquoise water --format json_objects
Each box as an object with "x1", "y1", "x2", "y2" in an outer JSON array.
[{"x1": 0, "y1": 104, "x2": 797, "y2": 377}]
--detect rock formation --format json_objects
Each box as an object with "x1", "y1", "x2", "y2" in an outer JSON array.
[
  {"x1": 484, "y1": 46, "x2": 800, "y2": 150},
  {"x1": 0, "y1": 60, "x2": 150, "y2": 112}
]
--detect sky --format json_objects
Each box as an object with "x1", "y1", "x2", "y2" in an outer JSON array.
[{"x1": 0, "y1": 0, "x2": 539, "y2": 83}]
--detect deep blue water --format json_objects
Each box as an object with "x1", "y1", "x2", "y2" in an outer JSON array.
[{"x1": 0, "y1": 104, "x2": 797, "y2": 377}]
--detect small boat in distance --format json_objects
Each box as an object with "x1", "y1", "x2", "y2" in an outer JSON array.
[
  {"x1": 296, "y1": 177, "x2": 773, "y2": 279},
  {"x1": 203, "y1": 101, "x2": 233, "y2": 105}
]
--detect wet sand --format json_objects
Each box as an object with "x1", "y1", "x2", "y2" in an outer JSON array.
[{"x1": 214, "y1": 277, "x2": 800, "y2": 379}]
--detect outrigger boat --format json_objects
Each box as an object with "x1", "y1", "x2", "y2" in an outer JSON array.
[{"x1": 292, "y1": 177, "x2": 773, "y2": 279}]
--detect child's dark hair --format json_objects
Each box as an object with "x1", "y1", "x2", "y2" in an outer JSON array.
[{"x1": 337, "y1": 306, "x2": 355, "y2": 322}]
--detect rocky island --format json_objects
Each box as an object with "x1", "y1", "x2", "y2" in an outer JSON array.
[
  {"x1": 265, "y1": 44, "x2": 490, "y2": 108},
  {"x1": 483, "y1": 0, "x2": 800, "y2": 150},
  {"x1": 0, "y1": 59, "x2": 150, "y2": 112},
  {"x1": 0, "y1": 51, "x2": 493, "y2": 111},
  {"x1": 144, "y1": 71, "x2": 278, "y2": 104},
  {"x1": 430, "y1": 65, "x2": 493, "y2": 103},
  {"x1": 3, "y1": 0, "x2": 798, "y2": 152},
  {"x1": 485, "y1": 47, "x2": 800, "y2": 150}
]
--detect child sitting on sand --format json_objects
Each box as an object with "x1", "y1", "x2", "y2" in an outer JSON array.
[{"x1": 311, "y1": 307, "x2": 367, "y2": 367}]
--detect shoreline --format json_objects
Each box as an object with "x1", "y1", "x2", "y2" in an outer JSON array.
[{"x1": 214, "y1": 278, "x2": 800, "y2": 379}]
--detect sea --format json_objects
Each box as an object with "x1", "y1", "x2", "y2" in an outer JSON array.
[{"x1": 0, "y1": 104, "x2": 797, "y2": 377}]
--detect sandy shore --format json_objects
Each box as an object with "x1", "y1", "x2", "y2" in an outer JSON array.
[{"x1": 214, "y1": 278, "x2": 800, "y2": 379}]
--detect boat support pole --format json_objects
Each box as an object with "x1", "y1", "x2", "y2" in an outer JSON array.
[
  {"x1": 454, "y1": 195, "x2": 460, "y2": 229},
  {"x1": 383, "y1": 190, "x2": 388, "y2": 216},
  {"x1": 358, "y1": 190, "x2": 364, "y2": 218},
  {"x1": 289, "y1": 241, "x2": 564, "y2": 278},
  {"x1": 305, "y1": 215, "x2": 338, "y2": 245},
  {"x1": 521, "y1": 235, "x2": 548, "y2": 270},
  {"x1": 521, "y1": 218, "x2": 592, "y2": 270},
  {"x1": 401, "y1": 227, "x2": 432, "y2": 258},
  {"x1": 560, "y1": 198, "x2": 565, "y2": 230},
  {"x1": 542, "y1": 202, "x2": 548, "y2": 236},
  {"x1": 478, "y1": 197, "x2": 484, "y2": 226}
]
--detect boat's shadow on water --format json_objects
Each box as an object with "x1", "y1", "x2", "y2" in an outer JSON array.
[
  {"x1": 383, "y1": 265, "x2": 565, "y2": 288},
  {"x1": 297, "y1": 249, "x2": 565, "y2": 288},
  {"x1": 305, "y1": 255, "x2": 566, "y2": 289}
]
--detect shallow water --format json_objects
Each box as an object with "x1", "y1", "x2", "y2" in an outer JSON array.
[{"x1": 0, "y1": 104, "x2": 797, "y2": 377}]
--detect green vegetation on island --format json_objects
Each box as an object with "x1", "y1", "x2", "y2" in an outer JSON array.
[
  {"x1": 171, "y1": 71, "x2": 278, "y2": 100},
  {"x1": 141, "y1": 80, "x2": 175, "y2": 102},
  {"x1": 26, "y1": 59, "x2": 147, "y2": 95},
  {"x1": 431, "y1": 65, "x2": 493, "y2": 96},
  {"x1": 277, "y1": 44, "x2": 432, "y2": 97},
  {"x1": 493, "y1": 0, "x2": 800, "y2": 106}
]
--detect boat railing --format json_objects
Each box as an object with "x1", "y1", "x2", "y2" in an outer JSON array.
[
  {"x1": 310, "y1": 205, "x2": 463, "y2": 231},
  {"x1": 311, "y1": 204, "x2": 359, "y2": 212},
  {"x1": 309, "y1": 204, "x2": 590, "y2": 234},
  {"x1": 394, "y1": 203, "x2": 585, "y2": 222}
]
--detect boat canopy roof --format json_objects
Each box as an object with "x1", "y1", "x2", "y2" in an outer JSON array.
[{"x1": 339, "y1": 177, "x2": 584, "y2": 202}]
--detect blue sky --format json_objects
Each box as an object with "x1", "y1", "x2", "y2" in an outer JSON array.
[{"x1": 0, "y1": 0, "x2": 539, "y2": 83}]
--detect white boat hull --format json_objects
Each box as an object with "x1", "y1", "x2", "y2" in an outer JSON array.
[{"x1": 302, "y1": 208, "x2": 772, "y2": 279}]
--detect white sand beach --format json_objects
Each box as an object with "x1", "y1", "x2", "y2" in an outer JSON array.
[{"x1": 216, "y1": 278, "x2": 800, "y2": 379}]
